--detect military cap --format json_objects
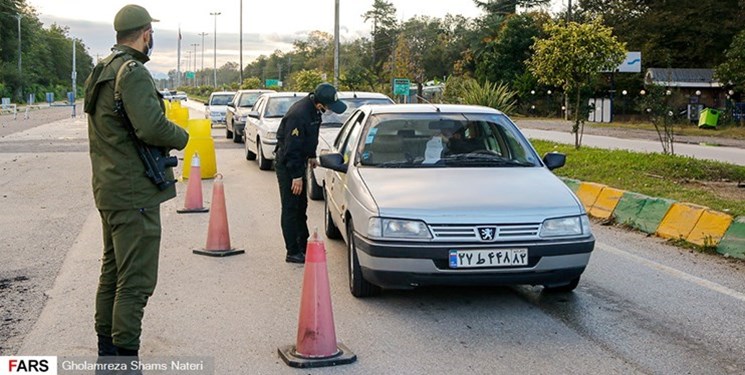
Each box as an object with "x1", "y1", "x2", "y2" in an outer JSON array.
[
  {"x1": 114, "y1": 4, "x2": 159, "y2": 32},
  {"x1": 314, "y1": 83, "x2": 347, "y2": 114}
]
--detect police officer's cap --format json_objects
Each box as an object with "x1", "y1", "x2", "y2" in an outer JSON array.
[
  {"x1": 314, "y1": 83, "x2": 347, "y2": 114},
  {"x1": 114, "y1": 4, "x2": 159, "y2": 32}
]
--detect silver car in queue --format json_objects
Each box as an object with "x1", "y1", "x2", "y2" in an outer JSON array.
[{"x1": 320, "y1": 104, "x2": 595, "y2": 297}]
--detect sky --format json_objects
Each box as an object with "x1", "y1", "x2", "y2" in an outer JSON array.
[{"x1": 30, "y1": 0, "x2": 565, "y2": 79}]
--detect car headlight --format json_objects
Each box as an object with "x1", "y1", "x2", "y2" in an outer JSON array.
[
  {"x1": 265, "y1": 131, "x2": 277, "y2": 140},
  {"x1": 539, "y1": 216, "x2": 591, "y2": 237},
  {"x1": 367, "y1": 217, "x2": 432, "y2": 240}
]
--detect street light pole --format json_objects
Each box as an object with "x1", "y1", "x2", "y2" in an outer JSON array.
[
  {"x1": 17, "y1": 13, "x2": 22, "y2": 101},
  {"x1": 239, "y1": 0, "x2": 244, "y2": 85},
  {"x1": 191, "y1": 43, "x2": 199, "y2": 86},
  {"x1": 333, "y1": 0, "x2": 340, "y2": 87},
  {"x1": 210, "y1": 12, "x2": 221, "y2": 88},
  {"x1": 198, "y1": 32, "x2": 208, "y2": 86}
]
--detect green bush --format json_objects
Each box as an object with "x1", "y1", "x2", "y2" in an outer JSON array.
[{"x1": 460, "y1": 80, "x2": 517, "y2": 115}]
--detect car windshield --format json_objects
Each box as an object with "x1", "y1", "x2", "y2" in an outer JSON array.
[
  {"x1": 238, "y1": 93, "x2": 262, "y2": 107},
  {"x1": 209, "y1": 94, "x2": 234, "y2": 106},
  {"x1": 264, "y1": 96, "x2": 302, "y2": 118},
  {"x1": 321, "y1": 98, "x2": 393, "y2": 127},
  {"x1": 357, "y1": 113, "x2": 540, "y2": 168}
]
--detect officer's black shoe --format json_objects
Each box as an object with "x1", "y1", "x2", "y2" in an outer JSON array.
[
  {"x1": 285, "y1": 253, "x2": 306, "y2": 263},
  {"x1": 97, "y1": 334, "x2": 117, "y2": 356}
]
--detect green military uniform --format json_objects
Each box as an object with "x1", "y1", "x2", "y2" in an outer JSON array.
[{"x1": 84, "y1": 15, "x2": 188, "y2": 351}]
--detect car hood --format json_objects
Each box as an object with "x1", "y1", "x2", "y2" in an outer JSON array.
[
  {"x1": 208, "y1": 105, "x2": 228, "y2": 113},
  {"x1": 357, "y1": 168, "x2": 583, "y2": 223},
  {"x1": 235, "y1": 107, "x2": 254, "y2": 116}
]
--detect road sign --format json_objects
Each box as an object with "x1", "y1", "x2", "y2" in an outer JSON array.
[
  {"x1": 185, "y1": 71, "x2": 195, "y2": 79},
  {"x1": 616, "y1": 52, "x2": 642, "y2": 73},
  {"x1": 393, "y1": 78, "x2": 410, "y2": 96},
  {"x1": 266, "y1": 79, "x2": 280, "y2": 87}
]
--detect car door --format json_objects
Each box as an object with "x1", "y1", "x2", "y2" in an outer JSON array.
[
  {"x1": 327, "y1": 110, "x2": 366, "y2": 229},
  {"x1": 246, "y1": 96, "x2": 265, "y2": 153},
  {"x1": 227, "y1": 93, "x2": 240, "y2": 132}
]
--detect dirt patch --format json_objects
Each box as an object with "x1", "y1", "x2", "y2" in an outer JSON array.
[{"x1": 680, "y1": 180, "x2": 745, "y2": 203}]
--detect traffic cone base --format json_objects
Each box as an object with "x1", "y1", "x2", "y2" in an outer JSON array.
[
  {"x1": 277, "y1": 343, "x2": 356, "y2": 369},
  {"x1": 177, "y1": 207, "x2": 209, "y2": 214},
  {"x1": 192, "y1": 248, "x2": 245, "y2": 257}
]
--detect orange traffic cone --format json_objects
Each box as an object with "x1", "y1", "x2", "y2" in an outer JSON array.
[
  {"x1": 177, "y1": 153, "x2": 209, "y2": 214},
  {"x1": 192, "y1": 174, "x2": 244, "y2": 257},
  {"x1": 278, "y1": 230, "x2": 356, "y2": 368}
]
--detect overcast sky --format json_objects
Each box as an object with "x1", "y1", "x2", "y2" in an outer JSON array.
[{"x1": 30, "y1": 0, "x2": 564, "y2": 78}]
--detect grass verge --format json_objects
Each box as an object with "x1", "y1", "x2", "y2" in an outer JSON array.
[
  {"x1": 588, "y1": 121, "x2": 745, "y2": 141},
  {"x1": 531, "y1": 140, "x2": 745, "y2": 217}
]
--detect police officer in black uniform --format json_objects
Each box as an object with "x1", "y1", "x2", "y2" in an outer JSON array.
[{"x1": 275, "y1": 83, "x2": 346, "y2": 263}]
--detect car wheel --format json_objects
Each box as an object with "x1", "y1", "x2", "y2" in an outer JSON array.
[
  {"x1": 245, "y1": 141, "x2": 257, "y2": 160},
  {"x1": 226, "y1": 126, "x2": 233, "y2": 139},
  {"x1": 257, "y1": 141, "x2": 273, "y2": 170},
  {"x1": 307, "y1": 165, "x2": 324, "y2": 201},
  {"x1": 543, "y1": 277, "x2": 580, "y2": 293},
  {"x1": 233, "y1": 130, "x2": 242, "y2": 143},
  {"x1": 324, "y1": 198, "x2": 342, "y2": 240},
  {"x1": 347, "y1": 219, "x2": 381, "y2": 298}
]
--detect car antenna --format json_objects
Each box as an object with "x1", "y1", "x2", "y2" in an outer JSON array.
[
  {"x1": 353, "y1": 92, "x2": 358, "y2": 98},
  {"x1": 432, "y1": 104, "x2": 441, "y2": 112}
]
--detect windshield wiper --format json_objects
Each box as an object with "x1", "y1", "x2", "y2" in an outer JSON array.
[
  {"x1": 443, "y1": 153, "x2": 533, "y2": 167},
  {"x1": 375, "y1": 160, "x2": 414, "y2": 168},
  {"x1": 264, "y1": 115, "x2": 284, "y2": 118}
]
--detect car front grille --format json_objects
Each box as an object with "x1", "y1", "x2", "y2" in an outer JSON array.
[{"x1": 429, "y1": 223, "x2": 541, "y2": 242}]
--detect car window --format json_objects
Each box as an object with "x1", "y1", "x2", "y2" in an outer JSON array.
[
  {"x1": 264, "y1": 96, "x2": 302, "y2": 118},
  {"x1": 253, "y1": 97, "x2": 266, "y2": 114},
  {"x1": 358, "y1": 113, "x2": 540, "y2": 168},
  {"x1": 334, "y1": 110, "x2": 363, "y2": 149},
  {"x1": 238, "y1": 93, "x2": 262, "y2": 107},
  {"x1": 321, "y1": 97, "x2": 393, "y2": 127},
  {"x1": 342, "y1": 115, "x2": 365, "y2": 164},
  {"x1": 209, "y1": 94, "x2": 234, "y2": 106}
]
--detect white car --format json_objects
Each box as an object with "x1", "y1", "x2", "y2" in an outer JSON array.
[
  {"x1": 307, "y1": 92, "x2": 394, "y2": 200},
  {"x1": 243, "y1": 92, "x2": 305, "y2": 170},
  {"x1": 173, "y1": 91, "x2": 188, "y2": 101},
  {"x1": 320, "y1": 104, "x2": 594, "y2": 297},
  {"x1": 204, "y1": 91, "x2": 235, "y2": 127}
]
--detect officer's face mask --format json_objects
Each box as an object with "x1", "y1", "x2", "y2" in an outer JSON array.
[
  {"x1": 143, "y1": 29, "x2": 154, "y2": 57},
  {"x1": 315, "y1": 102, "x2": 327, "y2": 113}
]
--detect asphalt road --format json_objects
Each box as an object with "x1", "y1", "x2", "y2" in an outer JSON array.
[{"x1": 2, "y1": 105, "x2": 745, "y2": 374}]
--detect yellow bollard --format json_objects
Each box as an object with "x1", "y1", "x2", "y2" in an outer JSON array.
[
  {"x1": 183, "y1": 137, "x2": 217, "y2": 179},
  {"x1": 187, "y1": 119, "x2": 212, "y2": 138},
  {"x1": 173, "y1": 107, "x2": 189, "y2": 128}
]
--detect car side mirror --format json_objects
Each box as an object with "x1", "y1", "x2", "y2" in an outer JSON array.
[
  {"x1": 320, "y1": 153, "x2": 348, "y2": 174},
  {"x1": 248, "y1": 111, "x2": 260, "y2": 119},
  {"x1": 543, "y1": 152, "x2": 566, "y2": 171},
  {"x1": 227, "y1": 103, "x2": 234, "y2": 108}
]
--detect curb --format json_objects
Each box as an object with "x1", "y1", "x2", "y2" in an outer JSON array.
[{"x1": 564, "y1": 179, "x2": 742, "y2": 257}]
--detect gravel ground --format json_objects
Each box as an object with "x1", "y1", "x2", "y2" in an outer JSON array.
[
  {"x1": 515, "y1": 118, "x2": 745, "y2": 149},
  {"x1": 0, "y1": 105, "x2": 79, "y2": 138}
]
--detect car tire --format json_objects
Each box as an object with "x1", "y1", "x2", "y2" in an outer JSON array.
[
  {"x1": 233, "y1": 130, "x2": 242, "y2": 143},
  {"x1": 543, "y1": 277, "x2": 580, "y2": 293},
  {"x1": 347, "y1": 219, "x2": 381, "y2": 298},
  {"x1": 226, "y1": 126, "x2": 233, "y2": 139},
  {"x1": 307, "y1": 165, "x2": 324, "y2": 201},
  {"x1": 324, "y1": 198, "x2": 342, "y2": 240},
  {"x1": 257, "y1": 141, "x2": 273, "y2": 170},
  {"x1": 245, "y1": 141, "x2": 257, "y2": 160}
]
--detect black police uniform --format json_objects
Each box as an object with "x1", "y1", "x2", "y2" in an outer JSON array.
[{"x1": 274, "y1": 95, "x2": 322, "y2": 261}]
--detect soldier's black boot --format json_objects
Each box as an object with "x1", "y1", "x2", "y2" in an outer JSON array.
[
  {"x1": 115, "y1": 347, "x2": 142, "y2": 375},
  {"x1": 95, "y1": 335, "x2": 118, "y2": 375}
]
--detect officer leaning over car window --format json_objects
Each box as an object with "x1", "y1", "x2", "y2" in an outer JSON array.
[
  {"x1": 275, "y1": 83, "x2": 346, "y2": 263},
  {"x1": 83, "y1": 4, "x2": 189, "y2": 362}
]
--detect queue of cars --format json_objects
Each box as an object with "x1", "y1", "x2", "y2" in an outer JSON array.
[
  {"x1": 203, "y1": 89, "x2": 594, "y2": 298},
  {"x1": 226, "y1": 89, "x2": 276, "y2": 143}
]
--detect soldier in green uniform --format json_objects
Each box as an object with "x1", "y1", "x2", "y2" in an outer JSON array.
[{"x1": 83, "y1": 5, "x2": 189, "y2": 358}]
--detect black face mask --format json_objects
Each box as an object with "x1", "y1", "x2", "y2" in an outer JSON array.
[{"x1": 144, "y1": 33, "x2": 154, "y2": 57}]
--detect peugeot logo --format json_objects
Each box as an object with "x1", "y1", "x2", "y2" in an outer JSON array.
[{"x1": 478, "y1": 227, "x2": 497, "y2": 241}]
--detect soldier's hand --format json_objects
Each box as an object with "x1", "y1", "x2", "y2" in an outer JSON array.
[
  {"x1": 308, "y1": 158, "x2": 319, "y2": 169},
  {"x1": 291, "y1": 177, "x2": 303, "y2": 195}
]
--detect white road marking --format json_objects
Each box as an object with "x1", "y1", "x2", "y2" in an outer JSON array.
[{"x1": 597, "y1": 242, "x2": 745, "y2": 303}]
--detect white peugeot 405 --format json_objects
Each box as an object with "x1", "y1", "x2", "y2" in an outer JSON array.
[{"x1": 320, "y1": 104, "x2": 595, "y2": 297}]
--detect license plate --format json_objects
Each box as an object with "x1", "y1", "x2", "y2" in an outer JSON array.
[{"x1": 448, "y1": 249, "x2": 528, "y2": 268}]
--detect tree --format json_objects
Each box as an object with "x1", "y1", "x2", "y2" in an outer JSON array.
[
  {"x1": 241, "y1": 77, "x2": 261, "y2": 89},
  {"x1": 474, "y1": 0, "x2": 551, "y2": 14},
  {"x1": 636, "y1": 85, "x2": 686, "y2": 154},
  {"x1": 716, "y1": 29, "x2": 745, "y2": 94},
  {"x1": 527, "y1": 19, "x2": 626, "y2": 149},
  {"x1": 383, "y1": 34, "x2": 422, "y2": 85},
  {"x1": 289, "y1": 69, "x2": 323, "y2": 92},
  {"x1": 475, "y1": 12, "x2": 550, "y2": 85},
  {"x1": 362, "y1": 0, "x2": 398, "y2": 77}
]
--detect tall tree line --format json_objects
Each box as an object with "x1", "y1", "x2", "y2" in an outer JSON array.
[{"x1": 0, "y1": 0, "x2": 94, "y2": 102}]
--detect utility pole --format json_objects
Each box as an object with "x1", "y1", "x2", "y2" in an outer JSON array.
[
  {"x1": 199, "y1": 32, "x2": 208, "y2": 86},
  {"x1": 239, "y1": 0, "x2": 244, "y2": 85},
  {"x1": 278, "y1": 63, "x2": 282, "y2": 83},
  {"x1": 72, "y1": 38, "x2": 77, "y2": 117},
  {"x1": 567, "y1": 0, "x2": 572, "y2": 23},
  {"x1": 210, "y1": 11, "x2": 221, "y2": 88},
  {"x1": 177, "y1": 25, "x2": 181, "y2": 88},
  {"x1": 191, "y1": 43, "x2": 199, "y2": 86},
  {"x1": 16, "y1": 13, "x2": 22, "y2": 101},
  {"x1": 334, "y1": 0, "x2": 340, "y2": 87}
]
